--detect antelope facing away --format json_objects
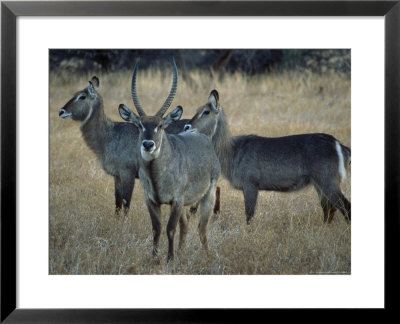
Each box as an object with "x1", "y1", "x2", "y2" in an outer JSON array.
[
  {"x1": 58, "y1": 62, "x2": 188, "y2": 215},
  {"x1": 184, "y1": 90, "x2": 351, "y2": 224},
  {"x1": 118, "y1": 66, "x2": 220, "y2": 262}
]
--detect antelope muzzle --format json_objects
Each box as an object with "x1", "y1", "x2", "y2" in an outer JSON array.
[
  {"x1": 142, "y1": 140, "x2": 156, "y2": 152},
  {"x1": 59, "y1": 108, "x2": 72, "y2": 119}
]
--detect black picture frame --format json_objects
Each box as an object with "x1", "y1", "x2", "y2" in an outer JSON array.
[{"x1": 1, "y1": 1, "x2": 399, "y2": 322}]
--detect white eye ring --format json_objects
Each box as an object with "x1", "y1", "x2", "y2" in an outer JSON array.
[
  {"x1": 75, "y1": 93, "x2": 86, "y2": 102},
  {"x1": 201, "y1": 110, "x2": 211, "y2": 118}
]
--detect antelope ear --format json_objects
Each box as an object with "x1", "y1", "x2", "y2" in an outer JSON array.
[
  {"x1": 208, "y1": 90, "x2": 219, "y2": 106},
  {"x1": 90, "y1": 76, "x2": 99, "y2": 90},
  {"x1": 119, "y1": 104, "x2": 140, "y2": 127},
  {"x1": 162, "y1": 106, "x2": 183, "y2": 127},
  {"x1": 169, "y1": 106, "x2": 183, "y2": 121},
  {"x1": 208, "y1": 89, "x2": 220, "y2": 113},
  {"x1": 87, "y1": 81, "x2": 97, "y2": 98}
]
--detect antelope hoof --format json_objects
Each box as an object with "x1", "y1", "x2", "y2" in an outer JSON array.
[
  {"x1": 115, "y1": 207, "x2": 123, "y2": 217},
  {"x1": 151, "y1": 256, "x2": 161, "y2": 266},
  {"x1": 167, "y1": 254, "x2": 174, "y2": 264}
]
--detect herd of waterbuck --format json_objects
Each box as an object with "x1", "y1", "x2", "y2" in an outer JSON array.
[{"x1": 58, "y1": 58, "x2": 351, "y2": 262}]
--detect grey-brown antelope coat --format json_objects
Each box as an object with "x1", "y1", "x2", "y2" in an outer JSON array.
[
  {"x1": 58, "y1": 75, "x2": 188, "y2": 214},
  {"x1": 118, "y1": 62, "x2": 220, "y2": 262},
  {"x1": 185, "y1": 90, "x2": 351, "y2": 224}
]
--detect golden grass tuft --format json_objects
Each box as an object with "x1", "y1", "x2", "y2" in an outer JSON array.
[{"x1": 49, "y1": 68, "x2": 350, "y2": 275}]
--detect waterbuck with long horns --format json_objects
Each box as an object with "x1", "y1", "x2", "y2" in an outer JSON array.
[
  {"x1": 123, "y1": 58, "x2": 221, "y2": 216},
  {"x1": 58, "y1": 60, "x2": 188, "y2": 215},
  {"x1": 184, "y1": 90, "x2": 351, "y2": 224},
  {"x1": 118, "y1": 66, "x2": 220, "y2": 262}
]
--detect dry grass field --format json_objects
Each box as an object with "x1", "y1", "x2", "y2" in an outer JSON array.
[{"x1": 49, "y1": 68, "x2": 351, "y2": 275}]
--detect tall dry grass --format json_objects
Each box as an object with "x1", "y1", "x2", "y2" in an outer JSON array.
[{"x1": 49, "y1": 68, "x2": 350, "y2": 274}]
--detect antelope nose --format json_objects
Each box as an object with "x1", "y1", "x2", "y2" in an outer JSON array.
[
  {"x1": 184, "y1": 124, "x2": 191, "y2": 132},
  {"x1": 142, "y1": 140, "x2": 155, "y2": 151},
  {"x1": 59, "y1": 108, "x2": 72, "y2": 119}
]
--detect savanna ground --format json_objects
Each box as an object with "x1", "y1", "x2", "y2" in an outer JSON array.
[{"x1": 49, "y1": 68, "x2": 351, "y2": 275}]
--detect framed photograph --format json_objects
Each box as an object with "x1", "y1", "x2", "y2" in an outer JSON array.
[{"x1": 1, "y1": 0, "x2": 398, "y2": 322}]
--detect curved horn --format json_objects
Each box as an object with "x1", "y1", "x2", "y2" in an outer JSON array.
[
  {"x1": 131, "y1": 61, "x2": 146, "y2": 116},
  {"x1": 155, "y1": 57, "x2": 178, "y2": 117}
]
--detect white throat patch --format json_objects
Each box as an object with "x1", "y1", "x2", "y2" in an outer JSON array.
[
  {"x1": 80, "y1": 106, "x2": 93, "y2": 128},
  {"x1": 141, "y1": 145, "x2": 161, "y2": 161}
]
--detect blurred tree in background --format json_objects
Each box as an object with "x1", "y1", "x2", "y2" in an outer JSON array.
[{"x1": 49, "y1": 49, "x2": 350, "y2": 75}]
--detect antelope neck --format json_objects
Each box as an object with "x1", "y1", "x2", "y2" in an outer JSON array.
[{"x1": 80, "y1": 99, "x2": 110, "y2": 156}]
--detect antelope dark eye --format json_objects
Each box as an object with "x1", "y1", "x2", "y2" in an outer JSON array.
[
  {"x1": 79, "y1": 95, "x2": 86, "y2": 100},
  {"x1": 203, "y1": 110, "x2": 210, "y2": 116}
]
